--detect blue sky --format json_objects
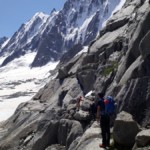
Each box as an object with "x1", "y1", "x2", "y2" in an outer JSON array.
[{"x1": 0, "y1": 0, "x2": 66, "y2": 38}]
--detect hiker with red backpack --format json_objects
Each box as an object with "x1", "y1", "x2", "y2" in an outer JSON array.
[{"x1": 96, "y1": 93, "x2": 115, "y2": 149}]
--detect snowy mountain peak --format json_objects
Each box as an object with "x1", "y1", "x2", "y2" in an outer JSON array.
[
  {"x1": 36, "y1": 12, "x2": 49, "y2": 17},
  {"x1": 0, "y1": 11, "x2": 50, "y2": 67},
  {"x1": 25, "y1": 12, "x2": 49, "y2": 31},
  {"x1": 31, "y1": 12, "x2": 49, "y2": 22},
  {"x1": 0, "y1": 0, "x2": 125, "y2": 68}
]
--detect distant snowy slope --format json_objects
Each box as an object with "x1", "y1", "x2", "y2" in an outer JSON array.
[
  {"x1": 0, "y1": 52, "x2": 58, "y2": 100},
  {"x1": 0, "y1": 53, "x2": 58, "y2": 121}
]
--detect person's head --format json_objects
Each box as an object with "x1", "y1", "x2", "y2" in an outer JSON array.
[{"x1": 98, "y1": 92, "x2": 104, "y2": 98}]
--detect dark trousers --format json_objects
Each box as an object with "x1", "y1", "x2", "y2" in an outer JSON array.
[
  {"x1": 100, "y1": 115, "x2": 110, "y2": 146},
  {"x1": 90, "y1": 103, "x2": 97, "y2": 120}
]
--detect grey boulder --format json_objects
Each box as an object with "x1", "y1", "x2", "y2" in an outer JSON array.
[{"x1": 113, "y1": 111, "x2": 141, "y2": 147}]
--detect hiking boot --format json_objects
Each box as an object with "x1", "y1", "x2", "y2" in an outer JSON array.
[{"x1": 99, "y1": 144, "x2": 106, "y2": 148}]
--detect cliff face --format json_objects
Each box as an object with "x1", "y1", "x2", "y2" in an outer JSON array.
[
  {"x1": 0, "y1": 0, "x2": 150, "y2": 150},
  {"x1": 89, "y1": 0, "x2": 150, "y2": 125}
]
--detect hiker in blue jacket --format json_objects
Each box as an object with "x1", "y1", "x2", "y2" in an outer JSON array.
[{"x1": 96, "y1": 92, "x2": 110, "y2": 149}]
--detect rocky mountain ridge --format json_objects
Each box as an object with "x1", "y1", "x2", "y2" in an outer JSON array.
[{"x1": 0, "y1": 0, "x2": 150, "y2": 150}]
